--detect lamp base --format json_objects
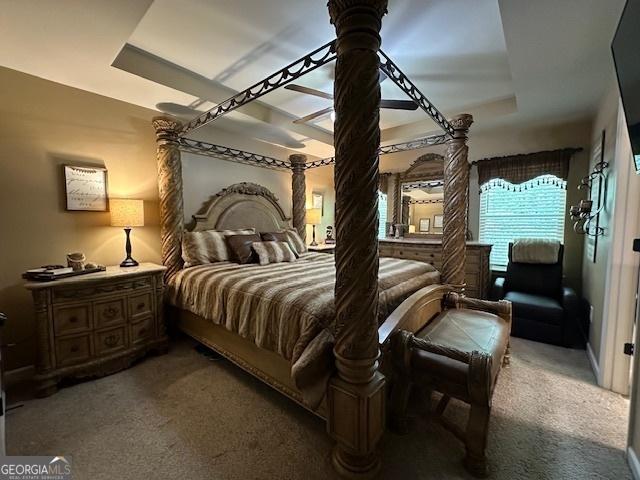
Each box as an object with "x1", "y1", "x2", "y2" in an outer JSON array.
[{"x1": 120, "y1": 257, "x2": 139, "y2": 268}]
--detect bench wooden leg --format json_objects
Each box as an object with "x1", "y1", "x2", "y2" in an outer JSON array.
[
  {"x1": 502, "y1": 340, "x2": 511, "y2": 367},
  {"x1": 389, "y1": 378, "x2": 412, "y2": 434},
  {"x1": 463, "y1": 404, "x2": 490, "y2": 477}
]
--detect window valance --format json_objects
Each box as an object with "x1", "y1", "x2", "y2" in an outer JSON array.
[{"x1": 475, "y1": 148, "x2": 580, "y2": 186}]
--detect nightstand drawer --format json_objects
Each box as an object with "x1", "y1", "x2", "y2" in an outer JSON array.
[
  {"x1": 56, "y1": 335, "x2": 91, "y2": 367},
  {"x1": 53, "y1": 304, "x2": 91, "y2": 336},
  {"x1": 129, "y1": 293, "x2": 152, "y2": 320},
  {"x1": 95, "y1": 326, "x2": 127, "y2": 356},
  {"x1": 130, "y1": 317, "x2": 154, "y2": 345},
  {"x1": 95, "y1": 298, "x2": 126, "y2": 328}
]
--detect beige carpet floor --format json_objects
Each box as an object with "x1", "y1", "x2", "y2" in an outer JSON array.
[{"x1": 7, "y1": 337, "x2": 630, "y2": 479}]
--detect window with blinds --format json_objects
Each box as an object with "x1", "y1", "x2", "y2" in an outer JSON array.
[
  {"x1": 479, "y1": 175, "x2": 567, "y2": 268},
  {"x1": 378, "y1": 191, "x2": 388, "y2": 239}
]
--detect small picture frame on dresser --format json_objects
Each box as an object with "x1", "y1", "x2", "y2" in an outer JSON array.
[{"x1": 63, "y1": 165, "x2": 109, "y2": 211}]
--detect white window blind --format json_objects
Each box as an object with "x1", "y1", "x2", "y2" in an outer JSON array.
[
  {"x1": 479, "y1": 175, "x2": 567, "y2": 268},
  {"x1": 378, "y1": 191, "x2": 387, "y2": 239}
]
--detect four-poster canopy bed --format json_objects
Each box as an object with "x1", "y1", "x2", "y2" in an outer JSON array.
[{"x1": 152, "y1": 1, "x2": 482, "y2": 477}]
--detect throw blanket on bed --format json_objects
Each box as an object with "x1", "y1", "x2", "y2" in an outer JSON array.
[{"x1": 168, "y1": 252, "x2": 440, "y2": 407}]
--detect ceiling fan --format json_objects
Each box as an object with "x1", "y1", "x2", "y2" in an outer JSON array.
[{"x1": 285, "y1": 71, "x2": 418, "y2": 124}]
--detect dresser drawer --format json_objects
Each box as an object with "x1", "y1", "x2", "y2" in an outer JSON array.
[
  {"x1": 56, "y1": 334, "x2": 92, "y2": 367},
  {"x1": 130, "y1": 317, "x2": 154, "y2": 345},
  {"x1": 94, "y1": 298, "x2": 126, "y2": 328},
  {"x1": 129, "y1": 292, "x2": 152, "y2": 320},
  {"x1": 52, "y1": 276, "x2": 153, "y2": 303},
  {"x1": 95, "y1": 326, "x2": 127, "y2": 356},
  {"x1": 53, "y1": 304, "x2": 91, "y2": 336}
]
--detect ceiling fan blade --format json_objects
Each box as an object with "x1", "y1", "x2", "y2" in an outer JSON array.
[
  {"x1": 293, "y1": 106, "x2": 335, "y2": 124},
  {"x1": 285, "y1": 84, "x2": 333, "y2": 100},
  {"x1": 380, "y1": 99, "x2": 419, "y2": 110},
  {"x1": 379, "y1": 69, "x2": 387, "y2": 84}
]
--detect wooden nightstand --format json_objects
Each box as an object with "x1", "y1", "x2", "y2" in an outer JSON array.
[
  {"x1": 25, "y1": 263, "x2": 168, "y2": 397},
  {"x1": 307, "y1": 244, "x2": 335, "y2": 254}
]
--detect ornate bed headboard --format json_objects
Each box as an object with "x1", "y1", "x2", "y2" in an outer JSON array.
[{"x1": 190, "y1": 182, "x2": 291, "y2": 232}]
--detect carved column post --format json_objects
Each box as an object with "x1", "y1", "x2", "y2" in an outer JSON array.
[
  {"x1": 392, "y1": 173, "x2": 401, "y2": 225},
  {"x1": 328, "y1": 0, "x2": 388, "y2": 477},
  {"x1": 152, "y1": 116, "x2": 184, "y2": 284},
  {"x1": 442, "y1": 114, "x2": 473, "y2": 287},
  {"x1": 290, "y1": 154, "x2": 307, "y2": 240},
  {"x1": 401, "y1": 195, "x2": 411, "y2": 229}
]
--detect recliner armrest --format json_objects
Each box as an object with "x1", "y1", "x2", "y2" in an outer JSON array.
[
  {"x1": 562, "y1": 287, "x2": 579, "y2": 316},
  {"x1": 561, "y1": 286, "x2": 581, "y2": 347},
  {"x1": 491, "y1": 277, "x2": 506, "y2": 300}
]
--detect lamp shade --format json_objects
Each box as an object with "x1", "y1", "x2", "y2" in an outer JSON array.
[
  {"x1": 110, "y1": 199, "x2": 144, "y2": 227},
  {"x1": 306, "y1": 208, "x2": 322, "y2": 225},
  {"x1": 408, "y1": 225, "x2": 416, "y2": 233}
]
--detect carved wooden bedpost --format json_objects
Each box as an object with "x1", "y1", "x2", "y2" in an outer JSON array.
[
  {"x1": 442, "y1": 114, "x2": 473, "y2": 287},
  {"x1": 290, "y1": 154, "x2": 307, "y2": 240},
  {"x1": 392, "y1": 173, "x2": 401, "y2": 225},
  {"x1": 328, "y1": 0, "x2": 388, "y2": 477},
  {"x1": 152, "y1": 116, "x2": 184, "y2": 284},
  {"x1": 401, "y1": 195, "x2": 410, "y2": 228}
]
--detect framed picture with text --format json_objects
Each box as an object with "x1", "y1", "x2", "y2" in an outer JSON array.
[
  {"x1": 434, "y1": 214, "x2": 444, "y2": 229},
  {"x1": 63, "y1": 165, "x2": 109, "y2": 211},
  {"x1": 419, "y1": 218, "x2": 430, "y2": 232}
]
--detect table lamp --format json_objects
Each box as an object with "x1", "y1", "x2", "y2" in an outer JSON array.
[
  {"x1": 306, "y1": 208, "x2": 322, "y2": 246},
  {"x1": 110, "y1": 199, "x2": 144, "y2": 267}
]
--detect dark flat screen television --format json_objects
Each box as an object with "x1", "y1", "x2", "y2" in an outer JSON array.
[{"x1": 612, "y1": 0, "x2": 640, "y2": 171}]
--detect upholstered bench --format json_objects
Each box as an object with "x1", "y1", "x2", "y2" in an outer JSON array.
[{"x1": 389, "y1": 294, "x2": 512, "y2": 477}]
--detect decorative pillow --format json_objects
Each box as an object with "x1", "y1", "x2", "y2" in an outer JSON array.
[
  {"x1": 182, "y1": 228, "x2": 255, "y2": 266},
  {"x1": 286, "y1": 229, "x2": 307, "y2": 254},
  {"x1": 226, "y1": 234, "x2": 261, "y2": 264},
  {"x1": 251, "y1": 241, "x2": 297, "y2": 266},
  {"x1": 261, "y1": 232, "x2": 300, "y2": 258}
]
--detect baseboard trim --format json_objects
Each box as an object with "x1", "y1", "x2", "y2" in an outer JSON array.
[
  {"x1": 586, "y1": 342, "x2": 600, "y2": 383},
  {"x1": 628, "y1": 446, "x2": 640, "y2": 480},
  {"x1": 4, "y1": 365, "x2": 35, "y2": 388}
]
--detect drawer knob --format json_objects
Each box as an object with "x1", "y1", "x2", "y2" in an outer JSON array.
[
  {"x1": 69, "y1": 316, "x2": 77, "y2": 323},
  {"x1": 137, "y1": 302, "x2": 145, "y2": 310},
  {"x1": 70, "y1": 345, "x2": 79, "y2": 353},
  {"x1": 104, "y1": 307, "x2": 118, "y2": 319},
  {"x1": 104, "y1": 335, "x2": 119, "y2": 347},
  {"x1": 138, "y1": 327, "x2": 147, "y2": 335}
]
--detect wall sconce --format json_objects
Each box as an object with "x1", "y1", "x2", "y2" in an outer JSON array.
[{"x1": 569, "y1": 153, "x2": 608, "y2": 237}]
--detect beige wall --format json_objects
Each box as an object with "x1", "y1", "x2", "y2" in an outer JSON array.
[
  {"x1": 0, "y1": 67, "x2": 162, "y2": 369},
  {"x1": 0, "y1": 67, "x2": 335, "y2": 370},
  {"x1": 409, "y1": 202, "x2": 444, "y2": 234},
  {"x1": 582, "y1": 85, "x2": 622, "y2": 364}
]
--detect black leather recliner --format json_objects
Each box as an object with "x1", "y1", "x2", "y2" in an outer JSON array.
[{"x1": 491, "y1": 243, "x2": 581, "y2": 347}]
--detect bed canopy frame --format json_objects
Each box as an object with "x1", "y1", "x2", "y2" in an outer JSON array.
[{"x1": 153, "y1": 1, "x2": 472, "y2": 477}]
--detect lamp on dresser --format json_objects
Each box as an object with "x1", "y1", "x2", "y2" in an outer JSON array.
[
  {"x1": 306, "y1": 208, "x2": 321, "y2": 246},
  {"x1": 111, "y1": 199, "x2": 144, "y2": 267}
]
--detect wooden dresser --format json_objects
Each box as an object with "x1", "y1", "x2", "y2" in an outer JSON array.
[
  {"x1": 25, "y1": 263, "x2": 168, "y2": 397},
  {"x1": 379, "y1": 238, "x2": 492, "y2": 299}
]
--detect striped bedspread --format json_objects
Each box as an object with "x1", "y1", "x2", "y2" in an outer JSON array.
[{"x1": 168, "y1": 252, "x2": 440, "y2": 406}]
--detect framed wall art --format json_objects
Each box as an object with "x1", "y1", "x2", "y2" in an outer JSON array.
[
  {"x1": 312, "y1": 191, "x2": 324, "y2": 216},
  {"x1": 64, "y1": 165, "x2": 109, "y2": 211},
  {"x1": 419, "y1": 218, "x2": 430, "y2": 232},
  {"x1": 434, "y1": 214, "x2": 444, "y2": 229}
]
